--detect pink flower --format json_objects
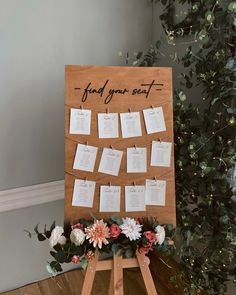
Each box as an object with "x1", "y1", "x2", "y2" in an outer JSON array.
[
  {"x1": 110, "y1": 224, "x2": 121, "y2": 239},
  {"x1": 85, "y1": 219, "x2": 110, "y2": 249},
  {"x1": 86, "y1": 251, "x2": 94, "y2": 261},
  {"x1": 71, "y1": 223, "x2": 84, "y2": 230},
  {"x1": 71, "y1": 255, "x2": 80, "y2": 264},
  {"x1": 143, "y1": 231, "x2": 157, "y2": 244}
]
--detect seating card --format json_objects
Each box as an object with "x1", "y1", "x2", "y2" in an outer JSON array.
[
  {"x1": 125, "y1": 185, "x2": 146, "y2": 212},
  {"x1": 73, "y1": 143, "x2": 98, "y2": 172},
  {"x1": 145, "y1": 179, "x2": 166, "y2": 206},
  {"x1": 99, "y1": 185, "x2": 121, "y2": 212},
  {"x1": 72, "y1": 179, "x2": 96, "y2": 207},
  {"x1": 151, "y1": 141, "x2": 172, "y2": 167},
  {"x1": 69, "y1": 108, "x2": 91, "y2": 135},
  {"x1": 143, "y1": 107, "x2": 166, "y2": 134}
]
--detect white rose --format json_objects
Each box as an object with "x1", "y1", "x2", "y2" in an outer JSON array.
[
  {"x1": 49, "y1": 226, "x2": 66, "y2": 248},
  {"x1": 70, "y1": 228, "x2": 85, "y2": 246},
  {"x1": 155, "y1": 225, "x2": 165, "y2": 245}
]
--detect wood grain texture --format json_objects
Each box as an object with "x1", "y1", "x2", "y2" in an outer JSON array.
[
  {"x1": 2, "y1": 263, "x2": 206, "y2": 295},
  {"x1": 65, "y1": 65, "x2": 176, "y2": 226}
]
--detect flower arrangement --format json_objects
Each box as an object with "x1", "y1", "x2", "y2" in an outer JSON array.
[{"x1": 26, "y1": 216, "x2": 174, "y2": 275}]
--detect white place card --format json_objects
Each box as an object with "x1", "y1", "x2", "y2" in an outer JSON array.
[
  {"x1": 145, "y1": 179, "x2": 166, "y2": 206},
  {"x1": 72, "y1": 179, "x2": 96, "y2": 207},
  {"x1": 98, "y1": 113, "x2": 119, "y2": 138},
  {"x1": 73, "y1": 144, "x2": 98, "y2": 172},
  {"x1": 120, "y1": 112, "x2": 142, "y2": 138},
  {"x1": 98, "y1": 148, "x2": 123, "y2": 176},
  {"x1": 151, "y1": 141, "x2": 172, "y2": 167},
  {"x1": 125, "y1": 185, "x2": 146, "y2": 212},
  {"x1": 69, "y1": 108, "x2": 91, "y2": 135},
  {"x1": 99, "y1": 185, "x2": 121, "y2": 212},
  {"x1": 143, "y1": 107, "x2": 166, "y2": 134},
  {"x1": 127, "y1": 147, "x2": 147, "y2": 173}
]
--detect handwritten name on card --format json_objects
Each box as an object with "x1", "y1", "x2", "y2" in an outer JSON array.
[
  {"x1": 98, "y1": 148, "x2": 123, "y2": 176},
  {"x1": 120, "y1": 112, "x2": 142, "y2": 138},
  {"x1": 73, "y1": 144, "x2": 98, "y2": 172},
  {"x1": 98, "y1": 113, "x2": 119, "y2": 138},
  {"x1": 143, "y1": 107, "x2": 166, "y2": 134},
  {"x1": 125, "y1": 186, "x2": 146, "y2": 212},
  {"x1": 69, "y1": 108, "x2": 91, "y2": 135},
  {"x1": 127, "y1": 147, "x2": 147, "y2": 173},
  {"x1": 72, "y1": 179, "x2": 96, "y2": 207},
  {"x1": 145, "y1": 179, "x2": 166, "y2": 206},
  {"x1": 151, "y1": 141, "x2": 172, "y2": 167},
  {"x1": 99, "y1": 186, "x2": 121, "y2": 212}
]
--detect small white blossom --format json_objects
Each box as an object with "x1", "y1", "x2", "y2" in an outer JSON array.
[
  {"x1": 154, "y1": 225, "x2": 165, "y2": 245},
  {"x1": 48, "y1": 226, "x2": 66, "y2": 248},
  {"x1": 70, "y1": 228, "x2": 85, "y2": 246},
  {"x1": 120, "y1": 217, "x2": 142, "y2": 241}
]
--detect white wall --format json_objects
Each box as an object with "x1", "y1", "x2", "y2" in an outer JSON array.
[{"x1": 0, "y1": 0, "x2": 152, "y2": 292}]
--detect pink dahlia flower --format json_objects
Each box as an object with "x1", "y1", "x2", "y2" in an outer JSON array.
[{"x1": 85, "y1": 219, "x2": 110, "y2": 249}]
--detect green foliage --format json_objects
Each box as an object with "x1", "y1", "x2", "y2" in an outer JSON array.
[
  {"x1": 138, "y1": 1, "x2": 236, "y2": 294},
  {"x1": 28, "y1": 218, "x2": 174, "y2": 276}
]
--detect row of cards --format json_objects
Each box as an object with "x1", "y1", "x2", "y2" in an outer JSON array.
[
  {"x1": 73, "y1": 141, "x2": 172, "y2": 175},
  {"x1": 69, "y1": 107, "x2": 166, "y2": 138},
  {"x1": 72, "y1": 179, "x2": 167, "y2": 211}
]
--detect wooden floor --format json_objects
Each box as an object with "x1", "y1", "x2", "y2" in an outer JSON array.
[{"x1": 2, "y1": 253, "x2": 192, "y2": 295}]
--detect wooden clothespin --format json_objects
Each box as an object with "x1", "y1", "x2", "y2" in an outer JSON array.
[
  {"x1": 128, "y1": 108, "x2": 132, "y2": 113},
  {"x1": 106, "y1": 107, "x2": 109, "y2": 114}
]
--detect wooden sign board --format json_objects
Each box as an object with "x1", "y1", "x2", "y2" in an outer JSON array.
[{"x1": 65, "y1": 65, "x2": 176, "y2": 226}]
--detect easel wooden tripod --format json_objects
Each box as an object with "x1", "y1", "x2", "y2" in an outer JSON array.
[{"x1": 81, "y1": 251, "x2": 158, "y2": 295}]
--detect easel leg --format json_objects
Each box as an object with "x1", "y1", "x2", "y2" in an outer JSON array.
[
  {"x1": 136, "y1": 252, "x2": 158, "y2": 295},
  {"x1": 108, "y1": 268, "x2": 114, "y2": 295},
  {"x1": 81, "y1": 252, "x2": 99, "y2": 295},
  {"x1": 113, "y1": 254, "x2": 123, "y2": 295}
]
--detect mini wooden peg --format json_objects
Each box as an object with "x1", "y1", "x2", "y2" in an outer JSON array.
[
  {"x1": 108, "y1": 181, "x2": 111, "y2": 187},
  {"x1": 133, "y1": 181, "x2": 136, "y2": 186},
  {"x1": 106, "y1": 107, "x2": 109, "y2": 114},
  {"x1": 110, "y1": 145, "x2": 114, "y2": 149},
  {"x1": 84, "y1": 177, "x2": 87, "y2": 182},
  {"x1": 134, "y1": 144, "x2": 137, "y2": 149},
  {"x1": 80, "y1": 105, "x2": 83, "y2": 109},
  {"x1": 128, "y1": 108, "x2": 132, "y2": 113},
  {"x1": 154, "y1": 176, "x2": 157, "y2": 181},
  {"x1": 151, "y1": 105, "x2": 154, "y2": 109}
]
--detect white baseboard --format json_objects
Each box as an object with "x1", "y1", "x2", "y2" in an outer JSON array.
[{"x1": 0, "y1": 180, "x2": 64, "y2": 213}]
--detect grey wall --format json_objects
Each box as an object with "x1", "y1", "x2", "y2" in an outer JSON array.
[
  {"x1": 0, "y1": 0, "x2": 153, "y2": 292},
  {"x1": 0, "y1": 0, "x2": 152, "y2": 191}
]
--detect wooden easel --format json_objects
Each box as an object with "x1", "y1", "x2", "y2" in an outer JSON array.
[{"x1": 81, "y1": 251, "x2": 158, "y2": 295}]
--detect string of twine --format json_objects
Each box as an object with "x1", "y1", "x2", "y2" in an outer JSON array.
[{"x1": 65, "y1": 170, "x2": 172, "y2": 186}]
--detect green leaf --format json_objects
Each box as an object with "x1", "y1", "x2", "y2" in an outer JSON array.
[
  {"x1": 80, "y1": 258, "x2": 88, "y2": 270},
  {"x1": 24, "y1": 230, "x2": 32, "y2": 238},
  {"x1": 50, "y1": 221, "x2": 56, "y2": 232},
  {"x1": 37, "y1": 233, "x2": 46, "y2": 241},
  {"x1": 34, "y1": 224, "x2": 39, "y2": 234},
  {"x1": 110, "y1": 216, "x2": 123, "y2": 225},
  {"x1": 124, "y1": 248, "x2": 134, "y2": 258}
]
